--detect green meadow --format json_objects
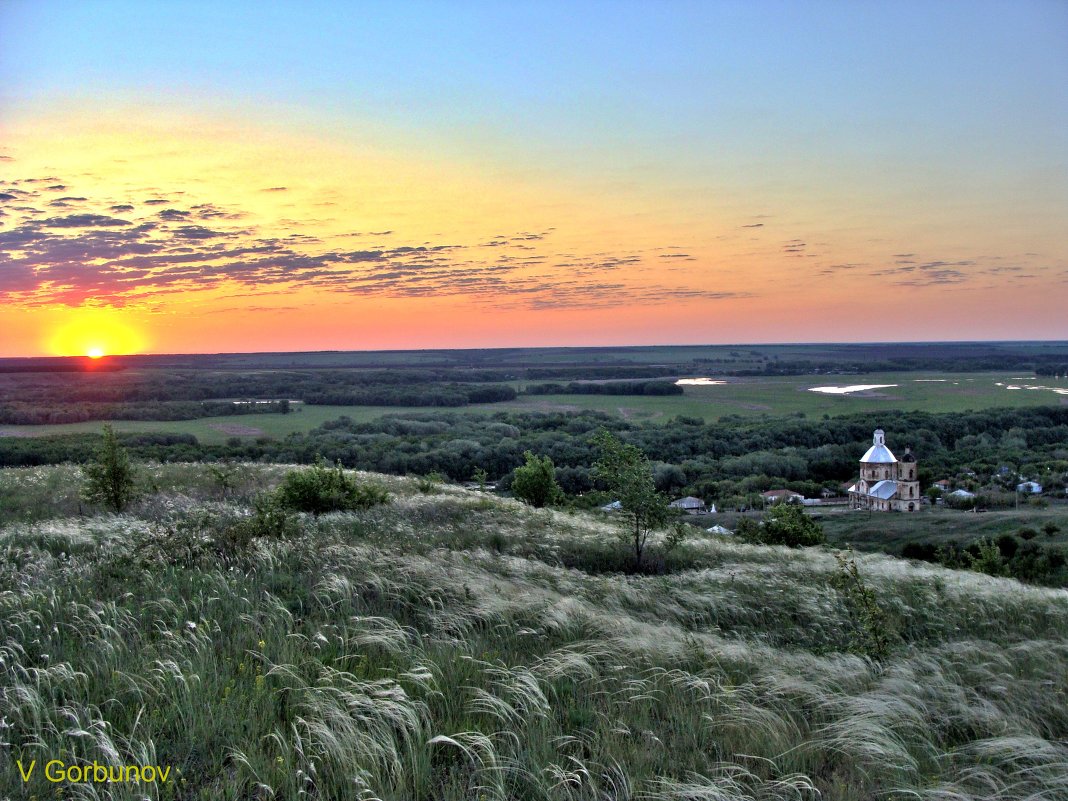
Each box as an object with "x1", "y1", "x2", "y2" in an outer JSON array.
[
  {"x1": 0, "y1": 404, "x2": 430, "y2": 445},
  {"x1": 508, "y1": 372, "x2": 1068, "y2": 421},
  {"x1": 3, "y1": 371, "x2": 1065, "y2": 442}
]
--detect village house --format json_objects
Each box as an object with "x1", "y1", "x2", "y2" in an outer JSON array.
[
  {"x1": 847, "y1": 429, "x2": 921, "y2": 512},
  {"x1": 761, "y1": 489, "x2": 803, "y2": 504},
  {"x1": 669, "y1": 496, "x2": 707, "y2": 514}
]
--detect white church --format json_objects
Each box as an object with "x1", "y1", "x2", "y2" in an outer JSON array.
[{"x1": 847, "y1": 429, "x2": 921, "y2": 512}]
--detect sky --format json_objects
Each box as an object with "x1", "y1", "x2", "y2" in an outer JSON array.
[{"x1": 1, "y1": 1, "x2": 1066, "y2": 356}]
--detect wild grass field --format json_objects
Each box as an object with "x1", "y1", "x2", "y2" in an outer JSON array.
[
  {"x1": 2, "y1": 463, "x2": 1067, "y2": 800},
  {"x1": 819, "y1": 504, "x2": 1068, "y2": 553},
  {"x1": 3, "y1": 371, "x2": 1066, "y2": 442}
]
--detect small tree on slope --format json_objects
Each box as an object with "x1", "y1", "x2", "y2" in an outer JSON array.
[
  {"x1": 592, "y1": 430, "x2": 670, "y2": 571},
  {"x1": 81, "y1": 424, "x2": 138, "y2": 513}
]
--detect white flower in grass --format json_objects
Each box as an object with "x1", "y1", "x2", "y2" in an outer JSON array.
[{"x1": 185, "y1": 621, "x2": 198, "y2": 632}]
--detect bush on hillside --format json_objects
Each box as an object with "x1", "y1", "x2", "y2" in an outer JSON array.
[
  {"x1": 740, "y1": 503, "x2": 826, "y2": 547},
  {"x1": 830, "y1": 551, "x2": 899, "y2": 661},
  {"x1": 968, "y1": 538, "x2": 1006, "y2": 577},
  {"x1": 511, "y1": 451, "x2": 562, "y2": 508},
  {"x1": 221, "y1": 494, "x2": 300, "y2": 554},
  {"x1": 275, "y1": 459, "x2": 389, "y2": 516},
  {"x1": 901, "y1": 541, "x2": 938, "y2": 561},
  {"x1": 995, "y1": 533, "x2": 1020, "y2": 559}
]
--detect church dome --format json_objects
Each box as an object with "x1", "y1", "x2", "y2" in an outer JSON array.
[
  {"x1": 860, "y1": 429, "x2": 897, "y2": 463},
  {"x1": 901, "y1": 447, "x2": 916, "y2": 463}
]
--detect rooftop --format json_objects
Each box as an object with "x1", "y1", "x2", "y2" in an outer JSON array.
[
  {"x1": 868, "y1": 480, "x2": 899, "y2": 500},
  {"x1": 860, "y1": 429, "x2": 897, "y2": 464}
]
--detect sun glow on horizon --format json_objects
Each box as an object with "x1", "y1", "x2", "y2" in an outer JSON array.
[{"x1": 48, "y1": 311, "x2": 147, "y2": 358}]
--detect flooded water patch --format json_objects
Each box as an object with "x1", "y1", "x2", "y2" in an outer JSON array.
[
  {"x1": 995, "y1": 381, "x2": 1068, "y2": 396},
  {"x1": 808, "y1": 384, "x2": 898, "y2": 395},
  {"x1": 675, "y1": 378, "x2": 726, "y2": 386}
]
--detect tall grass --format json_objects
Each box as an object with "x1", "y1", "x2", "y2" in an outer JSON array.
[{"x1": 0, "y1": 464, "x2": 1066, "y2": 799}]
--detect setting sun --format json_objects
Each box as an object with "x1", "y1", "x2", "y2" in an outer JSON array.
[{"x1": 47, "y1": 311, "x2": 147, "y2": 358}]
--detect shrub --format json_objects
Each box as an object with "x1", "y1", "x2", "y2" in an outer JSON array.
[
  {"x1": 208, "y1": 462, "x2": 240, "y2": 499},
  {"x1": 222, "y1": 494, "x2": 300, "y2": 553},
  {"x1": 969, "y1": 538, "x2": 1006, "y2": 577},
  {"x1": 81, "y1": 424, "x2": 138, "y2": 512},
  {"x1": 733, "y1": 517, "x2": 762, "y2": 541},
  {"x1": 417, "y1": 471, "x2": 447, "y2": 494},
  {"x1": 830, "y1": 551, "x2": 898, "y2": 661},
  {"x1": 741, "y1": 503, "x2": 825, "y2": 547},
  {"x1": 901, "y1": 541, "x2": 937, "y2": 561},
  {"x1": 1018, "y1": 527, "x2": 1038, "y2": 541},
  {"x1": 995, "y1": 533, "x2": 1020, "y2": 559},
  {"x1": 275, "y1": 459, "x2": 390, "y2": 516},
  {"x1": 511, "y1": 451, "x2": 562, "y2": 508}
]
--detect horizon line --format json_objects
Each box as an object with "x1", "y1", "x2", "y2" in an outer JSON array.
[{"x1": 2, "y1": 338, "x2": 1067, "y2": 362}]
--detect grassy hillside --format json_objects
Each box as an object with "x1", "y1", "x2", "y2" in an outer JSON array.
[{"x1": 2, "y1": 464, "x2": 1067, "y2": 800}]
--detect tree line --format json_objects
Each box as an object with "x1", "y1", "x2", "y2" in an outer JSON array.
[
  {"x1": 521, "y1": 380, "x2": 682, "y2": 396},
  {"x1": 5, "y1": 406, "x2": 1067, "y2": 504}
]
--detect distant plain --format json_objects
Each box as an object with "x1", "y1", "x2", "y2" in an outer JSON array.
[{"x1": 3, "y1": 370, "x2": 1066, "y2": 443}]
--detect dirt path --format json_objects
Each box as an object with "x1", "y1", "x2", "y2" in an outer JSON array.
[{"x1": 208, "y1": 423, "x2": 265, "y2": 437}]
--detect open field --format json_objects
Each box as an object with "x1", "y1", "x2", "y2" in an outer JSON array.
[
  {"x1": 2, "y1": 463, "x2": 1067, "y2": 799},
  {"x1": 4, "y1": 371, "x2": 1066, "y2": 442},
  {"x1": 818, "y1": 503, "x2": 1068, "y2": 552},
  {"x1": 511, "y1": 371, "x2": 1068, "y2": 420},
  {"x1": 0, "y1": 405, "x2": 431, "y2": 445}
]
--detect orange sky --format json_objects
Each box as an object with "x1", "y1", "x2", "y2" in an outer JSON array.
[{"x1": 2, "y1": 2, "x2": 1067, "y2": 356}]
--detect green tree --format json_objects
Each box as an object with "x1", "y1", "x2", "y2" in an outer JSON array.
[
  {"x1": 511, "y1": 451, "x2": 561, "y2": 508},
  {"x1": 740, "y1": 502, "x2": 825, "y2": 547},
  {"x1": 81, "y1": 424, "x2": 137, "y2": 513},
  {"x1": 592, "y1": 430, "x2": 670, "y2": 570}
]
